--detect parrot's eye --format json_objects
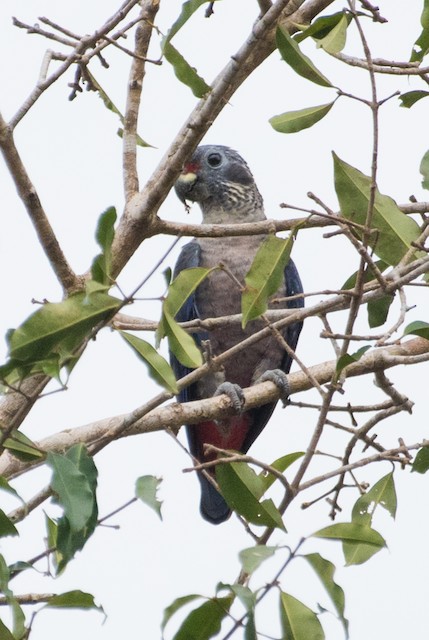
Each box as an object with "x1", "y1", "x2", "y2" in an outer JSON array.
[{"x1": 207, "y1": 152, "x2": 223, "y2": 167}]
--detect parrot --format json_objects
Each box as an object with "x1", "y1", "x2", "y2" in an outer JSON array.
[{"x1": 171, "y1": 145, "x2": 303, "y2": 524}]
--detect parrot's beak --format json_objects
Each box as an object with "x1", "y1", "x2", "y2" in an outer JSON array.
[{"x1": 175, "y1": 171, "x2": 198, "y2": 204}]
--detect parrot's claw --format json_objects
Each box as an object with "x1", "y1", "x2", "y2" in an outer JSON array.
[
  {"x1": 257, "y1": 369, "x2": 290, "y2": 406},
  {"x1": 214, "y1": 382, "x2": 245, "y2": 413}
]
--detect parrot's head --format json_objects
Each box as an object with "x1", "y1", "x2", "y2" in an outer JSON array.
[{"x1": 175, "y1": 145, "x2": 265, "y2": 223}]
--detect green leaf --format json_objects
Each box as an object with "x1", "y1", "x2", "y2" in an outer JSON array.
[
  {"x1": 162, "y1": 310, "x2": 203, "y2": 368},
  {"x1": 295, "y1": 11, "x2": 350, "y2": 43},
  {"x1": 46, "y1": 590, "x2": 104, "y2": 615},
  {"x1": 403, "y1": 320, "x2": 429, "y2": 339},
  {"x1": 216, "y1": 462, "x2": 285, "y2": 529},
  {"x1": 336, "y1": 345, "x2": 371, "y2": 376},
  {"x1": 5, "y1": 291, "x2": 121, "y2": 364},
  {"x1": 333, "y1": 153, "x2": 421, "y2": 265},
  {"x1": 258, "y1": 451, "x2": 305, "y2": 493},
  {"x1": 135, "y1": 475, "x2": 163, "y2": 520},
  {"x1": 411, "y1": 0, "x2": 429, "y2": 62},
  {"x1": 238, "y1": 545, "x2": 278, "y2": 574},
  {"x1": 412, "y1": 447, "x2": 429, "y2": 473},
  {"x1": 2, "y1": 430, "x2": 44, "y2": 461},
  {"x1": 172, "y1": 596, "x2": 233, "y2": 640},
  {"x1": 120, "y1": 331, "x2": 178, "y2": 394},
  {"x1": 166, "y1": 0, "x2": 211, "y2": 41},
  {"x1": 0, "y1": 619, "x2": 14, "y2": 640},
  {"x1": 162, "y1": 594, "x2": 202, "y2": 634},
  {"x1": 399, "y1": 90, "x2": 429, "y2": 108},
  {"x1": 367, "y1": 295, "x2": 394, "y2": 328},
  {"x1": 47, "y1": 451, "x2": 95, "y2": 532},
  {"x1": 244, "y1": 611, "x2": 257, "y2": 640},
  {"x1": 0, "y1": 509, "x2": 18, "y2": 538},
  {"x1": 0, "y1": 477, "x2": 23, "y2": 503},
  {"x1": 270, "y1": 101, "x2": 334, "y2": 134},
  {"x1": 163, "y1": 267, "x2": 213, "y2": 325},
  {"x1": 276, "y1": 25, "x2": 332, "y2": 87},
  {"x1": 217, "y1": 583, "x2": 256, "y2": 611},
  {"x1": 86, "y1": 69, "x2": 152, "y2": 147},
  {"x1": 304, "y1": 553, "x2": 348, "y2": 635},
  {"x1": 352, "y1": 472, "x2": 397, "y2": 521},
  {"x1": 163, "y1": 41, "x2": 211, "y2": 98},
  {"x1": 316, "y1": 12, "x2": 348, "y2": 53},
  {"x1": 242, "y1": 235, "x2": 295, "y2": 327},
  {"x1": 420, "y1": 150, "x2": 429, "y2": 190},
  {"x1": 279, "y1": 591, "x2": 325, "y2": 640},
  {"x1": 313, "y1": 522, "x2": 385, "y2": 546},
  {"x1": 91, "y1": 207, "x2": 117, "y2": 285},
  {"x1": 342, "y1": 260, "x2": 389, "y2": 289}
]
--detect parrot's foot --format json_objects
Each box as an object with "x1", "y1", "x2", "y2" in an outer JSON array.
[
  {"x1": 257, "y1": 369, "x2": 290, "y2": 406},
  {"x1": 214, "y1": 382, "x2": 245, "y2": 413}
]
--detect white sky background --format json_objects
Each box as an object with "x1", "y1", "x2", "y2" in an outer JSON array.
[{"x1": 0, "y1": 1, "x2": 428, "y2": 639}]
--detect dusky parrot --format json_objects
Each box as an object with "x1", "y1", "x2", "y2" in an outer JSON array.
[{"x1": 171, "y1": 145, "x2": 303, "y2": 524}]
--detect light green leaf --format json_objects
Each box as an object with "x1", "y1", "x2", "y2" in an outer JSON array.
[
  {"x1": 270, "y1": 101, "x2": 334, "y2": 134},
  {"x1": 163, "y1": 267, "x2": 213, "y2": 321},
  {"x1": 0, "y1": 619, "x2": 14, "y2": 640},
  {"x1": 163, "y1": 41, "x2": 211, "y2": 98},
  {"x1": 333, "y1": 153, "x2": 421, "y2": 265},
  {"x1": 295, "y1": 12, "x2": 350, "y2": 43},
  {"x1": 314, "y1": 522, "x2": 385, "y2": 566},
  {"x1": 411, "y1": 0, "x2": 429, "y2": 62},
  {"x1": 242, "y1": 235, "x2": 295, "y2": 327},
  {"x1": 316, "y1": 12, "x2": 348, "y2": 53},
  {"x1": 412, "y1": 447, "x2": 429, "y2": 473},
  {"x1": 163, "y1": 309, "x2": 203, "y2": 368},
  {"x1": 352, "y1": 472, "x2": 397, "y2": 521},
  {"x1": 172, "y1": 596, "x2": 233, "y2": 640},
  {"x1": 420, "y1": 150, "x2": 429, "y2": 190},
  {"x1": 217, "y1": 583, "x2": 256, "y2": 611},
  {"x1": 46, "y1": 590, "x2": 104, "y2": 615},
  {"x1": 276, "y1": 25, "x2": 332, "y2": 87},
  {"x1": 2, "y1": 431, "x2": 44, "y2": 461},
  {"x1": 258, "y1": 451, "x2": 304, "y2": 493},
  {"x1": 403, "y1": 320, "x2": 429, "y2": 339},
  {"x1": 216, "y1": 462, "x2": 285, "y2": 529},
  {"x1": 166, "y1": 0, "x2": 211, "y2": 42},
  {"x1": 135, "y1": 475, "x2": 163, "y2": 520},
  {"x1": 304, "y1": 553, "x2": 348, "y2": 635},
  {"x1": 238, "y1": 545, "x2": 278, "y2": 574},
  {"x1": 47, "y1": 452, "x2": 94, "y2": 532},
  {"x1": 0, "y1": 476, "x2": 23, "y2": 503},
  {"x1": 399, "y1": 90, "x2": 429, "y2": 108},
  {"x1": 120, "y1": 331, "x2": 178, "y2": 394},
  {"x1": 280, "y1": 591, "x2": 325, "y2": 640}
]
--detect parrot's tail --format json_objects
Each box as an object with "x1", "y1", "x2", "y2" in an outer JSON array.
[{"x1": 199, "y1": 474, "x2": 231, "y2": 524}]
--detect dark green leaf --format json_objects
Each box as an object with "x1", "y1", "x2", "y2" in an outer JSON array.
[
  {"x1": 399, "y1": 90, "x2": 429, "y2": 108},
  {"x1": 368, "y1": 295, "x2": 394, "y2": 328},
  {"x1": 0, "y1": 619, "x2": 14, "y2": 640},
  {"x1": 276, "y1": 25, "x2": 332, "y2": 87},
  {"x1": 120, "y1": 331, "x2": 178, "y2": 393},
  {"x1": 238, "y1": 545, "x2": 278, "y2": 574},
  {"x1": 342, "y1": 260, "x2": 389, "y2": 289},
  {"x1": 333, "y1": 153, "x2": 421, "y2": 265},
  {"x1": 295, "y1": 12, "x2": 351, "y2": 43},
  {"x1": 91, "y1": 207, "x2": 117, "y2": 285},
  {"x1": 135, "y1": 475, "x2": 163, "y2": 520},
  {"x1": 316, "y1": 13, "x2": 348, "y2": 53},
  {"x1": 3, "y1": 430, "x2": 44, "y2": 461},
  {"x1": 258, "y1": 451, "x2": 304, "y2": 493},
  {"x1": 244, "y1": 611, "x2": 257, "y2": 640},
  {"x1": 280, "y1": 591, "x2": 325, "y2": 640},
  {"x1": 412, "y1": 447, "x2": 429, "y2": 473},
  {"x1": 304, "y1": 553, "x2": 348, "y2": 635},
  {"x1": 420, "y1": 150, "x2": 429, "y2": 190},
  {"x1": 410, "y1": 0, "x2": 429, "y2": 62},
  {"x1": 172, "y1": 596, "x2": 233, "y2": 640},
  {"x1": 270, "y1": 102, "x2": 334, "y2": 134},
  {"x1": 46, "y1": 590, "x2": 104, "y2": 615},
  {"x1": 0, "y1": 509, "x2": 18, "y2": 538},
  {"x1": 242, "y1": 235, "x2": 295, "y2": 327},
  {"x1": 162, "y1": 310, "x2": 203, "y2": 368},
  {"x1": 336, "y1": 345, "x2": 371, "y2": 376},
  {"x1": 403, "y1": 320, "x2": 429, "y2": 339},
  {"x1": 163, "y1": 41, "x2": 211, "y2": 98},
  {"x1": 47, "y1": 451, "x2": 95, "y2": 532},
  {"x1": 216, "y1": 462, "x2": 285, "y2": 529},
  {"x1": 162, "y1": 594, "x2": 202, "y2": 633}
]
